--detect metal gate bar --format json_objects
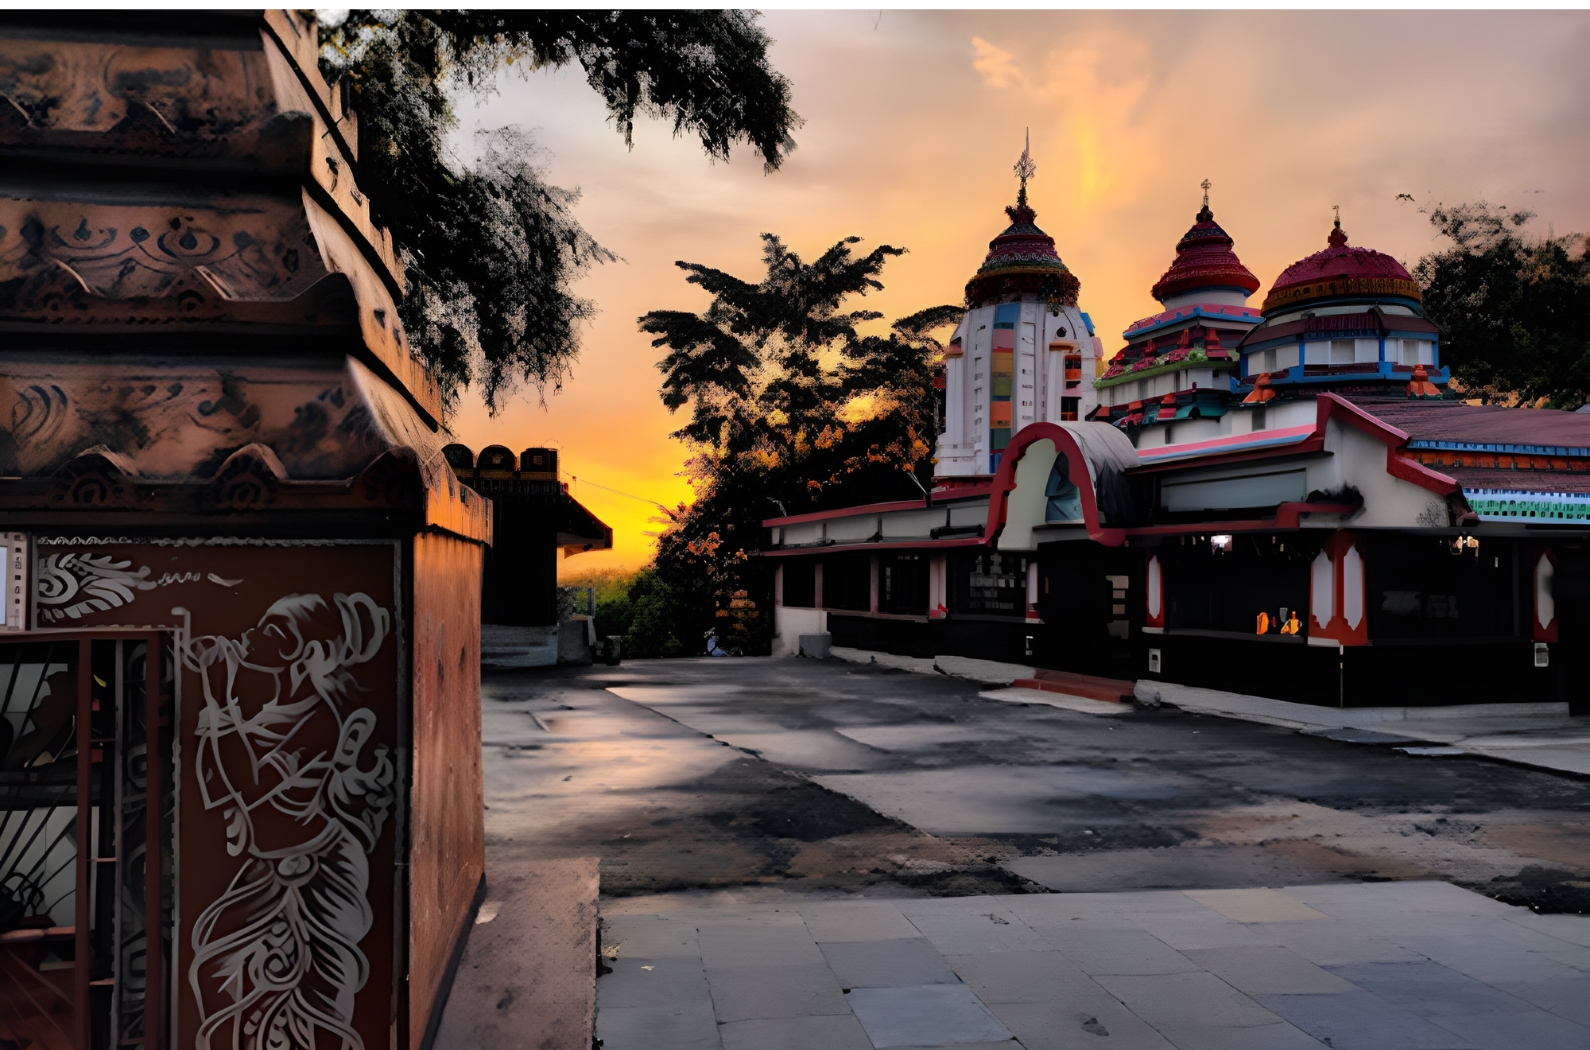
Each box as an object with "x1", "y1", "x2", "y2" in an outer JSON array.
[
  {"x1": 143, "y1": 633, "x2": 163, "y2": 1050},
  {"x1": 74, "y1": 636, "x2": 90, "y2": 1050}
]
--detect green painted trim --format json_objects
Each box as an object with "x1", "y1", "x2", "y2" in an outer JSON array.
[{"x1": 1094, "y1": 352, "x2": 1232, "y2": 390}]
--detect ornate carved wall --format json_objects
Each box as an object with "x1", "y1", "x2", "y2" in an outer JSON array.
[{"x1": 34, "y1": 538, "x2": 402, "y2": 1050}]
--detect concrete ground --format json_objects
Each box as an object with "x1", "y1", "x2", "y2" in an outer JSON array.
[
  {"x1": 1122, "y1": 679, "x2": 1590, "y2": 778},
  {"x1": 468, "y1": 656, "x2": 1590, "y2": 1048}
]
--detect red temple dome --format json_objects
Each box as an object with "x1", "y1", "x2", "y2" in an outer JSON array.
[
  {"x1": 1149, "y1": 202, "x2": 1260, "y2": 303},
  {"x1": 964, "y1": 192, "x2": 1080, "y2": 309},
  {"x1": 1262, "y1": 217, "x2": 1421, "y2": 313}
]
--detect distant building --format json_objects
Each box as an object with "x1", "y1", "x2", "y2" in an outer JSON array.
[
  {"x1": 766, "y1": 155, "x2": 1590, "y2": 714},
  {"x1": 444, "y1": 443, "x2": 612, "y2": 666}
]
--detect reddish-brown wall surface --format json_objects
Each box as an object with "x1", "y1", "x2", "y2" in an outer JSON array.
[
  {"x1": 34, "y1": 539, "x2": 405, "y2": 1050},
  {"x1": 407, "y1": 531, "x2": 486, "y2": 1048}
]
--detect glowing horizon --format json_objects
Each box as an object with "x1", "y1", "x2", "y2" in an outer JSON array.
[{"x1": 443, "y1": 10, "x2": 1590, "y2": 578}]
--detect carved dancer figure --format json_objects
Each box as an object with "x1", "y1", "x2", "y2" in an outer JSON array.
[{"x1": 180, "y1": 592, "x2": 394, "y2": 1050}]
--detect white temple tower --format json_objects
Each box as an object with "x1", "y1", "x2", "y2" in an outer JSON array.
[{"x1": 935, "y1": 143, "x2": 1103, "y2": 478}]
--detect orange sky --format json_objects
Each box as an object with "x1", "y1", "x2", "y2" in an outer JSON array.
[{"x1": 445, "y1": 10, "x2": 1590, "y2": 577}]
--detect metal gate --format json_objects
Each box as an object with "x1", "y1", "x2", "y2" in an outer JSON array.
[{"x1": 0, "y1": 634, "x2": 173, "y2": 1050}]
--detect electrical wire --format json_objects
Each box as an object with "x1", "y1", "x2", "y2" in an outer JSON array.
[{"x1": 566, "y1": 474, "x2": 678, "y2": 519}]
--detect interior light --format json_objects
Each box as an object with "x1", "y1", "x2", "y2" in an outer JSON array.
[{"x1": 1211, "y1": 534, "x2": 1233, "y2": 553}]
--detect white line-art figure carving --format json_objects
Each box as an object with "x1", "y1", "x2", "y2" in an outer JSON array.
[{"x1": 178, "y1": 592, "x2": 394, "y2": 1050}]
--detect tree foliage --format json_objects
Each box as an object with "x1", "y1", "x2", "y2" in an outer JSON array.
[
  {"x1": 1415, "y1": 202, "x2": 1590, "y2": 407},
  {"x1": 639, "y1": 234, "x2": 959, "y2": 653},
  {"x1": 317, "y1": 11, "x2": 800, "y2": 411},
  {"x1": 592, "y1": 568, "x2": 688, "y2": 659}
]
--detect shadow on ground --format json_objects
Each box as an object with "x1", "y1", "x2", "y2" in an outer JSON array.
[{"x1": 481, "y1": 658, "x2": 1590, "y2": 911}]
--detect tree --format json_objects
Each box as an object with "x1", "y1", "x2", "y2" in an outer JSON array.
[
  {"x1": 639, "y1": 234, "x2": 959, "y2": 653},
  {"x1": 317, "y1": 11, "x2": 800, "y2": 411},
  {"x1": 1415, "y1": 202, "x2": 1590, "y2": 407}
]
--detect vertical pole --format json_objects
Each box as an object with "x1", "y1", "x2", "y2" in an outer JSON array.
[
  {"x1": 145, "y1": 633, "x2": 164, "y2": 1050},
  {"x1": 76, "y1": 637, "x2": 92, "y2": 1050}
]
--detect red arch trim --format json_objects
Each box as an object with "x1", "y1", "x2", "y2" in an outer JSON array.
[{"x1": 986, "y1": 423, "x2": 1127, "y2": 547}]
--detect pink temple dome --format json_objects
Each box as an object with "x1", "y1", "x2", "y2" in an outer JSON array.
[{"x1": 1262, "y1": 219, "x2": 1421, "y2": 313}]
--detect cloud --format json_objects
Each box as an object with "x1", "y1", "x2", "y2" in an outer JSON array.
[{"x1": 970, "y1": 37, "x2": 1018, "y2": 88}]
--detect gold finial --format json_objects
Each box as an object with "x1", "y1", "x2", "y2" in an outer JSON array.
[
  {"x1": 1013, "y1": 128, "x2": 1037, "y2": 207},
  {"x1": 1201, "y1": 178, "x2": 1211, "y2": 208}
]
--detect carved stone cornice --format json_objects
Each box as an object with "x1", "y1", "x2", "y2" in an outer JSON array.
[{"x1": 0, "y1": 10, "x2": 440, "y2": 424}]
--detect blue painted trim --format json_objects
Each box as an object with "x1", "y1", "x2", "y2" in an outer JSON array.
[
  {"x1": 1239, "y1": 362, "x2": 1451, "y2": 384},
  {"x1": 1123, "y1": 305, "x2": 1261, "y2": 341},
  {"x1": 1080, "y1": 312, "x2": 1096, "y2": 336},
  {"x1": 1466, "y1": 488, "x2": 1590, "y2": 522},
  {"x1": 1413, "y1": 439, "x2": 1590, "y2": 458},
  {"x1": 994, "y1": 303, "x2": 1021, "y2": 324}
]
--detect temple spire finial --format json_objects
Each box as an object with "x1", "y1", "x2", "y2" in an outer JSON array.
[
  {"x1": 1201, "y1": 178, "x2": 1211, "y2": 208},
  {"x1": 1328, "y1": 204, "x2": 1349, "y2": 247},
  {"x1": 1197, "y1": 178, "x2": 1213, "y2": 222},
  {"x1": 1013, "y1": 128, "x2": 1037, "y2": 209}
]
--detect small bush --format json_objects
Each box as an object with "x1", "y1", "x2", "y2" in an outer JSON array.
[{"x1": 587, "y1": 567, "x2": 690, "y2": 658}]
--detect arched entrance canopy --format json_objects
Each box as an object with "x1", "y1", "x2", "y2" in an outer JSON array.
[{"x1": 987, "y1": 422, "x2": 1140, "y2": 548}]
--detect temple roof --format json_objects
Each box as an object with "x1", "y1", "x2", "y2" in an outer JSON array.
[
  {"x1": 1124, "y1": 303, "x2": 1262, "y2": 340},
  {"x1": 1149, "y1": 204, "x2": 1261, "y2": 302},
  {"x1": 964, "y1": 194, "x2": 1079, "y2": 309},
  {"x1": 1345, "y1": 396, "x2": 1590, "y2": 449},
  {"x1": 1262, "y1": 219, "x2": 1421, "y2": 314}
]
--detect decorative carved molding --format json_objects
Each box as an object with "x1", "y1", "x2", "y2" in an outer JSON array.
[
  {"x1": 48, "y1": 445, "x2": 138, "y2": 505},
  {"x1": 0, "y1": 197, "x2": 330, "y2": 305},
  {"x1": 209, "y1": 443, "x2": 286, "y2": 511}
]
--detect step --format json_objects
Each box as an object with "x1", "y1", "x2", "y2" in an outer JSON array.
[
  {"x1": 1012, "y1": 669, "x2": 1135, "y2": 704},
  {"x1": 432, "y1": 857, "x2": 599, "y2": 1050}
]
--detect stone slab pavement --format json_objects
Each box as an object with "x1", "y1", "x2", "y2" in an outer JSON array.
[{"x1": 596, "y1": 880, "x2": 1590, "y2": 1050}]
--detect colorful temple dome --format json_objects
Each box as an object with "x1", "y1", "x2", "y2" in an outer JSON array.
[
  {"x1": 1261, "y1": 217, "x2": 1421, "y2": 314},
  {"x1": 1149, "y1": 202, "x2": 1260, "y2": 303},
  {"x1": 964, "y1": 188, "x2": 1080, "y2": 310}
]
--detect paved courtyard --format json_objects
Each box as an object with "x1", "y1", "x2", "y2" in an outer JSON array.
[
  {"x1": 598, "y1": 880, "x2": 1590, "y2": 1050},
  {"x1": 473, "y1": 656, "x2": 1590, "y2": 1048}
]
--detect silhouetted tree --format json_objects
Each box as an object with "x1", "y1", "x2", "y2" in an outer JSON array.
[
  {"x1": 318, "y1": 11, "x2": 800, "y2": 411},
  {"x1": 1415, "y1": 202, "x2": 1590, "y2": 407},
  {"x1": 639, "y1": 234, "x2": 958, "y2": 652}
]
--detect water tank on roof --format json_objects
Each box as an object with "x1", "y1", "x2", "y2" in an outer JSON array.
[
  {"x1": 520, "y1": 447, "x2": 558, "y2": 477},
  {"x1": 477, "y1": 445, "x2": 516, "y2": 471},
  {"x1": 441, "y1": 443, "x2": 475, "y2": 470}
]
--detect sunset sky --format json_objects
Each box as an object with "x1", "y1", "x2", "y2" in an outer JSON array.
[{"x1": 444, "y1": 10, "x2": 1590, "y2": 577}]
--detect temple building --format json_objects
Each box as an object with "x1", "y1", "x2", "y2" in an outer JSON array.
[
  {"x1": 766, "y1": 152, "x2": 1590, "y2": 714},
  {"x1": 1094, "y1": 185, "x2": 1263, "y2": 430}
]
